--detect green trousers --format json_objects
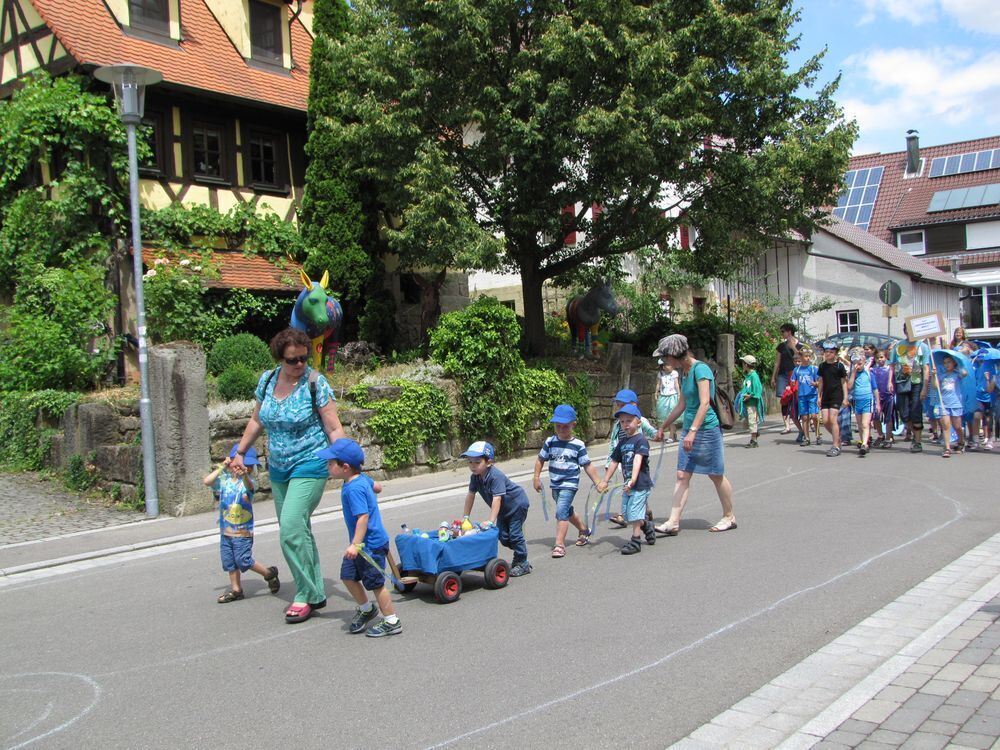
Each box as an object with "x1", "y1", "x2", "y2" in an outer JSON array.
[{"x1": 271, "y1": 476, "x2": 328, "y2": 605}]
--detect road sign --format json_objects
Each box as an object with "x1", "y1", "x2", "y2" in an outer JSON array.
[
  {"x1": 882, "y1": 304, "x2": 898, "y2": 318},
  {"x1": 879, "y1": 280, "x2": 902, "y2": 306}
]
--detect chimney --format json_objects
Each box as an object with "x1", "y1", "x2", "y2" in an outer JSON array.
[{"x1": 905, "y1": 130, "x2": 920, "y2": 175}]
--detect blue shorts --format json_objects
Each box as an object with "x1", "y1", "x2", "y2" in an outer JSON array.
[
  {"x1": 798, "y1": 394, "x2": 818, "y2": 415},
  {"x1": 552, "y1": 487, "x2": 579, "y2": 521},
  {"x1": 977, "y1": 401, "x2": 991, "y2": 414},
  {"x1": 220, "y1": 535, "x2": 255, "y2": 573},
  {"x1": 622, "y1": 488, "x2": 650, "y2": 522},
  {"x1": 341, "y1": 546, "x2": 388, "y2": 591},
  {"x1": 936, "y1": 406, "x2": 963, "y2": 418},
  {"x1": 854, "y1": 395, "x2": 872, "y2": 415}
]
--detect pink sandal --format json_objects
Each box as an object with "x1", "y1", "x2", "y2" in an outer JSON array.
[
  {"x1": 551, "y1": 544, "x2": 566, "y2": 558},
  {"x1": 284, "y1": 603, "x2": 314, "y2": 623}
]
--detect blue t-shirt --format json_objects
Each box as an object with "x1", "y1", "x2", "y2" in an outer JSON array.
[
  {"x1": 214, "y1": 473, "x2": 255, "y2": 537},
  {"x1": 255, "y1": 367, "x2": 336, "y2": 483},
  {"x1": 793, "y1": 365, "x2": 818, "y2": 397},
  {"x1": 975, "y1": 359, "x2": 996, "y2": 403},
  {"x1": 610, "y1": 433, "x2": 652, "y2": 491},
  {"x1": 939, "y1": 371, "x2": 963, "y2": 410},
  {"x1": 851, "y1": 367, "x2": 873, "y2": 398},
  {"x1": 538, "y1": 435, "x2": 591, "y2": 491},
  {"x1": 341, "y1": 474, "x2": 389, "y2": 551},
  {"x1": 468, "y1": 466, "x2": 530, "y2": 520},
  {"x1": 681, "y1": 361, "x2": 719, "y2": 431}
]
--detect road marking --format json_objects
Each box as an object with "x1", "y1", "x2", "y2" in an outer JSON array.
[{"x1": 0, "y1": 673, "x2": 102, "y2": 750}]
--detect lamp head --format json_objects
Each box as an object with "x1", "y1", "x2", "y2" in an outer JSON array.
[{"x1": 94, "y1": 64, "x2": 162, "y2": 123}]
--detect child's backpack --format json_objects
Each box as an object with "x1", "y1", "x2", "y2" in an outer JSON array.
[
  {"x1": 261, "y1": 367, "x2": 321, "y2": 415},
  {"x1": 780, "y1": 380, "x2": 798, "y2": 407}
]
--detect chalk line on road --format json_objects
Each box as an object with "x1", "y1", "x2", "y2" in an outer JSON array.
[{"x1": 1, "y1": 672, "x2": 102, "y2": 750}]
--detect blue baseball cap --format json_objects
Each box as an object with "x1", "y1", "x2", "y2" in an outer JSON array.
[
  {"x1": 550, "y1": 404, "x2": 577, "y2": 424},
  {"x1": 614, "y1": 403, "x2": 642, "y2": 419},
  {"x1": 229, "y1": 444, "x2": 259, "y2": 466},
  {"x1": 316, "y1": 438, "x2": 365, "y2": 467},
  {"x1": 613, "y1": 389, "x2": 638, "y2": 403},
  {"x1": 461, "y1": 441, "x2": 495, "y2": 460}
]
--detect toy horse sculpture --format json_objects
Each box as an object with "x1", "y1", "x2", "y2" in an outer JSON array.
[
  {"x1": 290, "y1": 270, "x2": 343, "y2": 371},
  {"x1": 565, "y1": 280, "x2": 618, "y2": 358}
]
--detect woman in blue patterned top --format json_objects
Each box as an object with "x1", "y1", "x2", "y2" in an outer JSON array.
[{"x1": 231, "y1": 328, "x2": 346, "y2": 623}]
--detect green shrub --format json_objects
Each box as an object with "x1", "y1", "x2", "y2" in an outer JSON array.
[
  {"x1": 65, "y1": 452, "x2": 99, "y2": 492},
  {"x1": 0, "y1": 389, "x2": 80, "y2": 470},
  {"x1": 216, "y1": 364, "x2": 260, "y2": 402},
  {"x1": 349, "y1": 379, "x2": 453, "y2": 469},
  {"x1": 207, "y1": 333, "x2": 273, "y2": 376}
]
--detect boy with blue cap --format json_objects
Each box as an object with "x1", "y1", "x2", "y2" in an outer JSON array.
[
  {"x1": 461, "y1": 440, "x2": 532, "y2": 576},
  {"x1": 606, "y1": 388, "x2": 659, "y2": 528},
  {"x1": 203, "y1": 445, "x2": 280, "y2": 603},
  {"x1": 599, "y1": 403, "x2": 653, "y2": 554},
  {"x1": 533, "y1": 404, "x2": 603, "y2": 558},
  {"x1": 316, "y1": 438, "x2": 400, "y2": 638}
]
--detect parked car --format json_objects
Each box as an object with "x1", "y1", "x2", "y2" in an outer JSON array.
[{"x1": 811, "y1": 332, "x2": 896, "y2": 352}]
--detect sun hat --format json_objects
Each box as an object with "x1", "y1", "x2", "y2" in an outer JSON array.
[
  {"x1": 460, "y1": 440, "x2": 495, "y2": 460},
  {"x1": 653, "y1": 334, "x2": 689, "y2": 358},
  {"x1": 614, "y1": 403, "x2": 642, "y2": 419},
  {"x1": 316, "y1": 437, "x2": 365, "y2": 468},
  {"x1": 821, "y1": 341, "x2": 837, "y2": 351},
  {"x1": 550, "y1": 404, "x2": 578, "y2": 424},
  {"x1": 739, "y1": 354, "x2": 757, "y2": 366},
  {"x1": 613, "y1": 388, "x2": 638, "y2": 403},
  {"x1": 229, "y1": 444, "x2": 259, "y2": 466}
]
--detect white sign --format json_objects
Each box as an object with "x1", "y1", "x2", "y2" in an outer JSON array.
[{"x1": 904, "y1": 311, "x2": 945, "y2": 340}]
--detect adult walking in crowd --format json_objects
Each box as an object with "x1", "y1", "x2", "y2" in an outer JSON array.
[
  {"x1": 771, "y1": 323, "x2": 804, "y2": 437},
  {"x1": 652, "y1": 334, "x2": 736, "y2": 536},
  {"x1": 231, "y1": 328, "x2": 346, "y2": 623}
]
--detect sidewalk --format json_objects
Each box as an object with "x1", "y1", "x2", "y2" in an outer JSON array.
[{"x1": 671, "y1": 530, "x2": 1000, "y2": 750}]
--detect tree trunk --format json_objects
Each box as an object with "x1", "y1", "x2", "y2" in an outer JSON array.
[
  {"x1": 413, "y1": 268, "x2": 446, "y2": 352},
  {"x1": 520, "y1": 265, "x2": 547, "y2": 356}
]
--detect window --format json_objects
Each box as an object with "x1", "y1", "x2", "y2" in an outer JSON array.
[
  {"x1": 837, "y1": 310, "x2": 860, "y2": 333},
  {"x1": 249, "y1": 0, "x2": 283, "y2": 64},
  {"x1": 249, "y1": 132, "x2": 278, "y2": 186},
  {"x1": 139, "y1": 111, "x2": 165, "y2": 175},
  {"x1": 832, "y1": 167, "x2": 884, "y2": 230},
  {"x1": 967, "y1": 286, "x2": 1000, "y2": 330},
  {"x1": 897, "y1": 230, "x2": 925, "y2": 255},
  {"x1": 129, "y1": 0, "x2": 168, "y2": 33},
  {"x1": 191, "y1": 122, "x2": 227, "y2": 181},
  {"x1": 929, "y1": 148, "x2": 1000, "y2": 178}
]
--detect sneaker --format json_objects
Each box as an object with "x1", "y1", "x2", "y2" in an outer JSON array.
[
  {"x1": 795, "y1": 433, "x2": 805, "y2": 444},
  {"x1": 859, "y1": 444, "x2": 867, "y2": 457},
  {"x1": 967, "y1": 442, "x2": 979, "y2": 452},
  {"x1": 815, "y1": 436, "x2": 822, "y2": 445},
  {"x1": 985, "y1": 440, "x2": 995, "y2": 451},
  {"x1": 911, "y1": 442, "x2": 923, "y2": 453},
  {"x1": 509, "y1": 562, "x2": 533, "y2": 577},
  {"x1": 349, "y1": 604, "x2": 378, "y2": 634},
  {"x1": 825, "y1": 446, "x2": 841, "y2": 457},
  {"x1": 643, "y1": 520, "x2": 656, "y2": 545},
  {"x1": 621, "y1": 537, "x2": 642, "y2": 555},
  {"x1": 366, "y1": 617, "x2": 402, "y2": 638},
  {"x1": 745, "y1": 439, "x2": 758, "y2": 449}
]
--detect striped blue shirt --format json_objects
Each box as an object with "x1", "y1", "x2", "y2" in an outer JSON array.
[{"x1": 538, "y1": 436, "x2": 591, "y2": 491}]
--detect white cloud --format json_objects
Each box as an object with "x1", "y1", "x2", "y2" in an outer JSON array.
[
  {"x1": 941, "y1": 0, "x2": 1000, "y2": 35},
  {"x1": 858, "y1": 0, "x2": 937, "y2": 26},
  {"x1": 840, "y1": 46, "x2": 1000, "y2": 149},
  {"x1": 858, "y1": 0, "x2": 1000, "y2": 33}
]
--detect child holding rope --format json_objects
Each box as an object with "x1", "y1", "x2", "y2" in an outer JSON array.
[
  {"x1": 607, "y1": 388, "x2": 659, "y2": 530},
  {"x1": 599, "y1": 404, "x2": 653, "y2": 555}
]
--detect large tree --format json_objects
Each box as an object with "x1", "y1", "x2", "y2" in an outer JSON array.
[{"x1": 320, "y1": 0, "x2": 856, "y2": 353}]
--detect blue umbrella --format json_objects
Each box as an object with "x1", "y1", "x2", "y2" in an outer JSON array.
[
  {"x1": 975, "y1": 347, "x2": 1000, "y2": 362},
  {"x1": 931, "y1": 349, "x2": 977, "y2": 415},
  {"x1": 972, "y1": 340, "x2": 995, "y2": 351}
]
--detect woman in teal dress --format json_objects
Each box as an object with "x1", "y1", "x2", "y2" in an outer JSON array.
[{"x1": 231, "y1": 328, "x2": 345, "y2": 623}]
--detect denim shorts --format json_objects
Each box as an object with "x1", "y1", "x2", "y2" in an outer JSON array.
[
  {"x1": 854, "y1": 395, "x2": 872, "y2": 415},
  {"x1": 341, "y1": 546, "x2": 388, "y2": 591},
  {"x1": 937, "y1": 406, "x2": 963, "y2": 418},
  {"x1": 798, "y1": 394, "x2": 819, "y2": 415},
  {"x1": 552, "y1": 487, "x2": 579, "y2": 521},
  {"x1": 622, "y1": 488, "x2": 650, "y2": 522},
  {"x1": 220, "y1": 535, "x2": 255, "y2": 573}
]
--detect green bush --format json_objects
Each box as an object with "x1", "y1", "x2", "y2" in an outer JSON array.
[
  {"x1": 349, "y1": 379, "x2": 453, "y2": 469},
  {"x1": 0, "y1": 389, "x2": 80, "y2": 470},
  {"x1": 65, "y1": 452, "x2": 99, "y2": 492},
  {"x1": 207, "y1": 333, "x2": 273, "y2": 376},
  {"x1": 216, "y1": 364, "x2": 260, "y2": 402}
]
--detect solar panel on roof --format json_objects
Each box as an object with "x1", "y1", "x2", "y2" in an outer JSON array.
[
  {"x1": 832, "y1": 166, "x2": 883, "y2": 229},
  {"x1": 927, "y1": 183, "x2": 1000, "y2": 212},
  {"x1": 929, "y1": 148, "x2": 1000, "y2": 178}
]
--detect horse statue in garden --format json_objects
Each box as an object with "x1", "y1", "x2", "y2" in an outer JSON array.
[
  {"x1": 565, "y1": 280, "x2": 618, "y2": 358},
  {"x1": 290, "y1": 269, "x2": 343, "y2": 371}
]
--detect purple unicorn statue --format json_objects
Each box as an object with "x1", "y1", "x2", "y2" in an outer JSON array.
[
  {"x1": 290, "y1": 269, "x2": 343, "y2": 371},
  {"x1": 565, "y1": 280, "x2": 618, "y2": 358}
]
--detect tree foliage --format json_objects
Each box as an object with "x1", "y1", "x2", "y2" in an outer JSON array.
[{"x1": 318, "y1": 0, "x2": 856, "y2": 353}]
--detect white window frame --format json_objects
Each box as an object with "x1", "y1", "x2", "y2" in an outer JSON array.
[
  {"x1": 897, "y1": 229, "x2": 926, "y2": 256},
  {"x1": 837, "y1": 309, "x2": 860, "y2": 333}
]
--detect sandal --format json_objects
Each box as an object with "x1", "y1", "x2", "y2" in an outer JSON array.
[
  {"x1": 285, "y1": 603, "x2": 314, "y2": 623},
  {"x1": 708, "y1": 518, "x2": 737, "y2": 533},
  {"x1": 217, "y1": 589, "x2": 244, "y2": 604},
  {"x1": 655, "y1": 522, "x2": 680, "y2": 537},
  {"x1": 575, "y1": 529, "x2": 592, "y2": 546},
  {"x1": 942, "y1": 449, "x2": 952, "y2": 458},
  {"x1": 264, "y1": 566, "x2": 280, "y2": 594},
  {"x1": 608, "y1": 514, "x2": 628, "y2": 529},
  {"x1": 551, "y1": 544, "x2": 566, "y2": 558},
  {"x1": 620, "y1": 537, "x2": 642, "y2": 555}
]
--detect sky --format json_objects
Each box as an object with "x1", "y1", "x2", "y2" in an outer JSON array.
[{"x1": 786, "y1": 0, "x2": 1000, "y2": 156}]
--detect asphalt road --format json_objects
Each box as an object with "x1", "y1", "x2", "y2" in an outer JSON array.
[{"x1": 2, "y1": 432, "x2": 998, "y2": 750}]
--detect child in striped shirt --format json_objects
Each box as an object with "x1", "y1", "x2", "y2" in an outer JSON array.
[{"x1": 533, "y1": 404, "x2": 602, "y2": 558}]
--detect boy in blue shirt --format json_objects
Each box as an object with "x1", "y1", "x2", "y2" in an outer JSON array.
[
  {"x1": 607, "y1": 388, "x2": 660, "y2": 528},
  {"x1": 203, "y1": 446, "x2": 280, "y2": 604},
  {"x1": 599, "y1": 403, "x2": 653, "y2": 556},
  {"x1": 533, "y1": 404, "x2": 603, "y2": 558},
  {"x1": 972, "y1": 349, "x2": 996, "y2": 450},
  {"x1": 316, "y1": 438, "x2": 401, "y2": 638},
  {"x1": 462, "y1": 441, "x2": 532, "y2": 577},
  {"x1": 793, "y1": 349, "x2": 819, "y2": 446}
]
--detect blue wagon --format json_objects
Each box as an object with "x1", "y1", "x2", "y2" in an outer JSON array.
[{"x1": 392, "y1": 527, "x2": 509, "y2": 603}]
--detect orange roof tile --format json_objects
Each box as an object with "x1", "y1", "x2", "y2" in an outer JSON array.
[
  {"x1": 141, "y1": 247, "x2": 302, "y2": 291},
  {"x1": 31, "y1": 0, "x2": 312, "y2": 112}
]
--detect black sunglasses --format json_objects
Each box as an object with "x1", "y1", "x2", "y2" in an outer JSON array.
[{"x1": 284, "y1": 355, "x2": 309, "y2": 365}]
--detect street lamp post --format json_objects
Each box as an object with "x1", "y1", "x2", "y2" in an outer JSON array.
[{"x1": 95, "y1": 64, "x2": 163, "y2": 519}]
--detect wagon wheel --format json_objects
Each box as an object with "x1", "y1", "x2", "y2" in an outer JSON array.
[
  {"x1": 433, "y1": 571, "x2": 462, "y2": 603},
  {"x1": 483, "y1": 558, "x2": 509, "y2": 590}
]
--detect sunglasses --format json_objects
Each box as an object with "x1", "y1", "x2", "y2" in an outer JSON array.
[{"x1": 284, "y1": 355, "x2": 309, "y2": 365}]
